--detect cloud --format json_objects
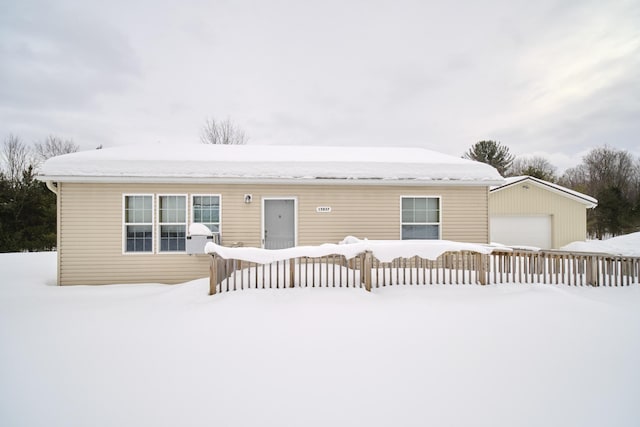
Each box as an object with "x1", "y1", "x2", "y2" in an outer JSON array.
[
  {"x1": 0, "y1": 1, "x2": 139, "y2": 109},
  {"x1": 0, "y1": 0, "x2": 140, "y2": 145},
  {"x1": 476, "y1": 0, "x2": 640, "y2": 165},
  {"x1": 0, "y1": 0, "x2": 638, "y2": 165}
]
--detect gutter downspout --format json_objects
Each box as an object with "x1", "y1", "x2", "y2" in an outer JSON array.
[
  {"x1": 45, "y1": 180, "x2": 59, "y2": 195},
  {"x1": 45, "y1": 181, "x2": 61, "y2": 285}
]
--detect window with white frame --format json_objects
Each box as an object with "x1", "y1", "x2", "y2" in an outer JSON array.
[
  {"x1": 124, "y1": 195, "x2": 153, "y2": 252},
  {"x1": 401, "y1": 197, "x2": 440, "y2": 240},
  {"x1": 158, "y1": 195, "x2": 187, "y2": 252},
  {"x1": 192, "y1": 195, "x2": 220, "y2": 234}
]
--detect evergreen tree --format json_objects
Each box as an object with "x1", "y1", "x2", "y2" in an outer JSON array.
[
  {"x1": 0, "y1": 135, "x2": 57, "y2": 252},
  {"x1": 463, "y1": 140, "x2": 514, "y2": 176},
  {"x1": 0, "y1": 166, "x2": 56, "y2": 252}
]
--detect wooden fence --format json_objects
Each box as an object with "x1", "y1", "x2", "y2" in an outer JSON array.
[{"x1": 209, "y1": 249, "x2": 640, "y2": 295}]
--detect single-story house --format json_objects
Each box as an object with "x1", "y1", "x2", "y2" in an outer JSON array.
[
  {"x1": 489, "y1": 176, "x2": 597, "y2": 249},
  {"x1": 38, "y1": 143, "x2": 504, "y2": 285}
]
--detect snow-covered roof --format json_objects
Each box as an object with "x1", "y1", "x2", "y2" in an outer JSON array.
[
  {"x1": 38, "y1": 143, "x2": 504, "y2": 185},
  {"x1": 490, "y1": 176, "x2": 597, "y2": 207}
]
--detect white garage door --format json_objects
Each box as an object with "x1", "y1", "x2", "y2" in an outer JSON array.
[{"x1": 490, "y1": 215, "x2": 552, "y2": 249}]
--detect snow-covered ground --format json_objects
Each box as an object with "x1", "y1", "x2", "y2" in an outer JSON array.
[
  {"x1": 1, "y1": 252, "x2": 639, "y2": 427},
  {"x1": 562, "y1": 232, "x2": 640, "y2": 256}
]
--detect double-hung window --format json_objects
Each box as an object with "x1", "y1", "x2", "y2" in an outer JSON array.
[
  {"x1": 192, "y1": 195, "x2": 220, "y2": 234},
  {"x1": 401, "y1": 196, "x2": 441, "y2": 240},
  {"x1": 124, "y1": 195, "x2": 153, "y2": 252},
  {"x1": 158, "y1": 195, "x2": 187, "y2": 252}
]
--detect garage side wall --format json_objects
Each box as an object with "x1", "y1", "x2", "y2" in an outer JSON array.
[
  {"x1": 58, "y1": 182, "x2": 489, "y2": 285},
  {"x1": 489, "y1": 183, "x2": 588, "y2": 248}
]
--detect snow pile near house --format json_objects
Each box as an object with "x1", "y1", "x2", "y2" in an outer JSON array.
[
  {"x1": 1, "y1": 251, "x2": 640, "y2": 427},
  {"x1": 561, "y1": 232, "x2": 640, "y2": 256},
  {"x1": 205, "y1": 237, "x2": 495, "y2": 263},
  {"x1": 38, "y1": 143, "x2": 504, "y2": 183}
]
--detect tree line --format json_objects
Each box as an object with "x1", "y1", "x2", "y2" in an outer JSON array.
[
  {"x1": 464, "y1": 140, "x2": 640, "y2": 238},
  {"x1": 0, "y1": 135, "x2": 79, "y2": 252}
]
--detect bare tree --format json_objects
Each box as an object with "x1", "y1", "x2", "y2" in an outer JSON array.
[
  {"x1": 507, "y1": 156, "x2": 557, "y2": 182},
  {"x1": 559, "y1": 164, "x2": 589, "y2": 193},
  {"x1": 561, "y1": 146, "x2": 636, "y2": 196},
  {"x1": 582, "y1": 146, "x2": 635, "y2": 194},
  {"x1": 200, "y1": 118, "x2": 248, "y2": 145},
  {"x1": 560, "y1": 146, "x2": 639, "y2": 238},
  {"x1": 1, "y1": 134, "x2": 33, "y2": 183},
  {"x1": 34, "y1": 135, "x2": 79, "y2": 161}
]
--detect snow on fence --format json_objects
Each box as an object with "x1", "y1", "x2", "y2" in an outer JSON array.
[{"x1": 206, "y1": 244, "x2": 640, "y2": 295}]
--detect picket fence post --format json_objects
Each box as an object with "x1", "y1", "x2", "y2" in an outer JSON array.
[{"x1": 209, "y1": 254, "x2": 218, "y2": 295}]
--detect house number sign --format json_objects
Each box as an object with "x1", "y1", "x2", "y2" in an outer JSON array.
[{"x1": 316, "y1": 207, "x2": 332, "y2": 213}]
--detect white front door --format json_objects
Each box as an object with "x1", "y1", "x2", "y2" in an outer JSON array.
[{"x1": 263, "y1": 198, "x2": 296, "y2": 249}]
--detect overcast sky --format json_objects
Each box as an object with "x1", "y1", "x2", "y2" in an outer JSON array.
[{"x1": 1, "y1": 0, "x2": 639, "y2": 172}]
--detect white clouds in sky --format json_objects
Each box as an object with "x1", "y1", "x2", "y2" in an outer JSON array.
[{"x1": 1, "y1": 0, "x2": 638, "y2": 171}]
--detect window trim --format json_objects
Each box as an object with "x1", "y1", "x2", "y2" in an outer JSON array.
[
  {"x1": 191, "y1": 193, "x2": 222, "y2": 237},
  {"x1": 157, "y1": 194, "x2": 188, "y2": 254},
  {"x1": 399, "y1": 195, "x2": 442, "y2": 240},
  {"x1": 122, "y1": 193, "x2": 155, "y2": 255}
]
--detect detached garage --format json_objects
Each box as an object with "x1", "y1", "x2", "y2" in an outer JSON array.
[{"x1": 489, "y1": 176, "x2": 597, "y2": 249}]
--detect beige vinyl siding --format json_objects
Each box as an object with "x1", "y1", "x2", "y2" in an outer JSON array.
[
  {"x1": 58, "y1": 182, "x2": 489, "y2": 285},
  {"x1": 489, "y1": 182, "x2": 588, "y2": 248}
]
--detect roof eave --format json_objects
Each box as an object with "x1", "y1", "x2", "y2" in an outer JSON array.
[{"x1": 36, "y1": 175, "x2": 505, "y2": 187}]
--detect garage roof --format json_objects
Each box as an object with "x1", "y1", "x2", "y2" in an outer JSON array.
[{"x1": 490, "y1": 176, "x2": 597, "y2": 208}]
